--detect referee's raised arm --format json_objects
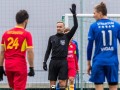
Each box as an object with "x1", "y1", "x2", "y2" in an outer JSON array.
[{"x1": 67, "y1": 4, "x2": 78, "y2": 40}]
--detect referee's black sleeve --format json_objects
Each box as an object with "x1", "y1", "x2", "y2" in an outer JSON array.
[
  {"x1": 67, "y1": 14, "x2": 78, "y2": 40},
  {"x1": 44, "y1": 37, "x2": 52, "y2": 62}
]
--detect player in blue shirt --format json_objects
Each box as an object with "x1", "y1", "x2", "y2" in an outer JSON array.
[{"x1": 87, "y1": 2, "x2": 120, "y2": 90}]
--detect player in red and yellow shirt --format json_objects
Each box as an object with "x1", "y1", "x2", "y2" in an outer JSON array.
[
  {"x1": 67, "y1": 40, "x2": 79, "y2": 90},
  {"x1": 64, "y1": 28, "x2": 79, "y2": 90},
  {"x1": 67, "y1": 41, "x2": 79, "y2": 77},
  {"x1": 0, "y1": 10, "x2": 34, "y2": 90}
]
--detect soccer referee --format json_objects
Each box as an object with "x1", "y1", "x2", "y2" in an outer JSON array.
[{"x1": 43, "y1": 4, "x2": 78, "y2": 90}]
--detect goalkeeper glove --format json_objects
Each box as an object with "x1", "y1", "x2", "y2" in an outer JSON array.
[
  {"x1": 43, "y1": 62, "x2": 47, "y2": 71},
  {"x1": 28, "y1": 67, "x2": 35, "y2": 76},
  {"x1": 0, "y1": 66, "x2": 6, "y2": 81},
  {"x1": 70, "y1": 3, "x2": 76, "y2": 15}
]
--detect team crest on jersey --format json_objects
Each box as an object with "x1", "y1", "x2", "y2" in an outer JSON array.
[{"x1": 60, "y1": 40, "x2": 65, "y2": 45}]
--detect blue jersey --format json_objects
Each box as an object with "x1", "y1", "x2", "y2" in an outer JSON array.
[{"x1": 88, "y1": 19, "x2": 120, "y2": 65}]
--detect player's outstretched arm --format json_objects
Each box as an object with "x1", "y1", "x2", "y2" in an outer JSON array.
[{"x1": 67, "y1": 4, "x2": 78, "y2": 39}]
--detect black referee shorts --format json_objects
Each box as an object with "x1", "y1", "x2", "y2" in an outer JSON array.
[{"x1": 48, "y1": 59, "x2": 68, "y2": 81}]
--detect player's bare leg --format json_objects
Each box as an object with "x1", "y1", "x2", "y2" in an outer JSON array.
[
  {"x1": 69, "y1": 77, "x2": 74, "y2": 90},
  {"x1": 109, "y1": 85, "x2": 117, "y2": 90},
  {"x1": 50, "y1": 81, "x2": 56, "y2": 90},
  {"x1": 95, "y1": 84, "x2": 103, "y2": 90},
  {"x1": 59, "y1": 80, "x2": 66, "y2": 90}
]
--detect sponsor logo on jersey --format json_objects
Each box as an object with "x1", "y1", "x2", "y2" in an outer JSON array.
[
  {"x1": 97, "y1": 21, "x2": 115, "y2": 29},
  {"x1": 101, "y1": 46, "x2": 114, "y2": 51},
  {"x1": 67, "y1": 55, "x2": 74, "y2": 58},
  {"x1": 97, "y1": 22, "x2": 114, "y2": 26},
  {"x1": 68, "y1": 50, "x2": 73, "y2": 54}
]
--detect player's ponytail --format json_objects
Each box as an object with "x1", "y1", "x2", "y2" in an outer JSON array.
[
  {"x1": 95, "y1": 2, "x2": 107, "y2": 16},
  {"x1": 100, "y1": 2, "x2": 106, "y2": 7}
]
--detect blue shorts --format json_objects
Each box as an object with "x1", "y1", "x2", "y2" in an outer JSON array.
[{"x1": 89, "y1": 64, "x2": 118, "y2": 83}]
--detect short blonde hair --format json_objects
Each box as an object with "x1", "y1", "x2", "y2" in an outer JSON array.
[{"x1": 57, "y1": 21, "x2": 65, "y2": 26}]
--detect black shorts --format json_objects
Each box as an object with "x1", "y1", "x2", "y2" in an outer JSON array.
[{"x1": 48, "y1": 59, "x2": 68, "y2": 81}]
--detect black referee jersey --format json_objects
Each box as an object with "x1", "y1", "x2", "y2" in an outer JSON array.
[{"x1": 44, "y1": 14, "x2": 78, "y2": 62}]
